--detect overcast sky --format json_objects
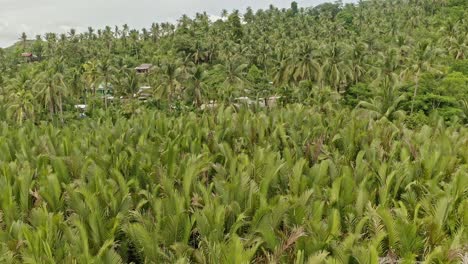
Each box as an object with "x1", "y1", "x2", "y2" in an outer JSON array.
[{"x1": 0, "y1": 0, "x2": 354, "y2": 47}]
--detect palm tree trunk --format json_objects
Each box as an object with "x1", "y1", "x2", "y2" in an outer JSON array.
[
  {"x1": 59, "y1": 94, "x2": 64, "y2": 124},
  {"x1": 19, "y1": 108, "x2": 24, "y2": 125},
  {"x1": 49, "y1": 102, "x2": 54, "y2": 120},
  {"x1": 410, "y1": 76, "x2": 419, "y2": 114},
  {"x1": 104, "y1": 75, "x2": 109, "y2": 110},
  {"x1": 194, "y1": 83, "x2": 202, "y2": 107},
  {"x1": 168, "y1": 82, "x2": 174, "y2": 110},
  {"x1": 49, "y1": 86, "x2": 55, "y2": 119},
  {"x1": 83, "y1": 88, "x2": 87, "y2": 104}
]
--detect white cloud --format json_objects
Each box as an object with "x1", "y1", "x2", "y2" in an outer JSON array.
[{"x1": 0, "y1": 0, "x2": 356, "y2": 47}]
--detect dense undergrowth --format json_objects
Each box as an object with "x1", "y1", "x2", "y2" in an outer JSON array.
[{"x1": 0, "y1": 104, "x2": 467, "y2": 263}]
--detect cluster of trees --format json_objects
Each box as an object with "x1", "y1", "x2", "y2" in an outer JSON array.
[{"x1": 0, "y1": 0, "x2": 466, "y2": 124}]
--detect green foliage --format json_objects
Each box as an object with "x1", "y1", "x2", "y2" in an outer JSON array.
[
  {"x1": 345, "y1": 83, "x2": 372, "y2": 107},
  {"x1": 0, "y1": 107, "x2": 465, "y2": 263},
  {"x1": 450, "y1": 60, "x2": 468, "y2": 75},
  {"x1": 0, "y1": 0, "x2": 467, "y2": 123},
  {"x1": 0, "y1": 0, "x2": 466, "y2": 262},
  {"x1": 291, "y1": 2, "x2": 299, "y2": 15}
]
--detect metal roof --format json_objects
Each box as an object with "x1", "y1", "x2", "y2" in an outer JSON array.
[{"x1": 135, "y1": 64, "x2": 153, "y2": 70}]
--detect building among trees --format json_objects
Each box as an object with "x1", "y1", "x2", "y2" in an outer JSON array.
[
  {"x1": 21, "y1": 52, "x2": 38, "y2": 62},
  {"x1": 135, "y1": 64, "x2": 153, "y2": 74}
]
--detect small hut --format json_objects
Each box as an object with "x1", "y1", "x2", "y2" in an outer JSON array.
[
  {"x1": 21, "y1": 52, "x2": 38, "y2": 62},
  {"x1": 135, "y1": 64, "x2": 153, "y2": 74},
  {"x1": 96, "y1": 83, "x2": 114, "y2": 100},
  {"x1": 136, "y1": 86, "x2": 152, "y2": 100},
  {"x1": 200, "y1": 100, "x2": 218, "y2": 110},
  {"x1": 265, "y1": 96, "x2": 282, "y2": 107}
]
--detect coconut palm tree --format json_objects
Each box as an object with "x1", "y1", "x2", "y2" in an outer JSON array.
[
  {"x1": 6, "y1": 89, "x2": 35, "y2": 124},
  {"x1": 358, "y1": 77, "x2": 406, "y2": 120},
  {"x1": 320, "y1": 42, "x2": 352, "y2": 92},
  {"x1": 402, "y1": 41, "x2": 442, "y2": 113},
  {"x1": 156, "y1": 62, "x2": 182, "y2": 106},
  {"x1": 82, "y1": 60, "x2": 99, "y2": 96},
  {"x1": 215, "y1": 56, "x2": 248, "y2": 101},
  {"x1": 97, "y1": 58, "x2": 115, "y2": 108},
  {"x1": 20, "y1": 32, "x2": 28, "y2": 51},
  {"x1": 35, "y1": 67, "x2": 68, "y2": 122},
  {"x1": 187, "y1": 66, "x2": 208, "y2": 107},
  {"x1": 291, "y1": 42, "x2": 321, "y2": 84}
]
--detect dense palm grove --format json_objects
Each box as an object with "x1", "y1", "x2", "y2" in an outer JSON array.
[{"x1": 0, "y1": 0, "x2": 467, "y2": 263}]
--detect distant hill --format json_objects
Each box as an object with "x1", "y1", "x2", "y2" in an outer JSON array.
[{"x1": 2, "y1": 40, "x2": 35, "y2": 54}]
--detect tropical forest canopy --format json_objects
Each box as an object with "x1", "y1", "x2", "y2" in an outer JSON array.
[{"x1": 0, "y1": 0, "x2": 467, "y2": 263}]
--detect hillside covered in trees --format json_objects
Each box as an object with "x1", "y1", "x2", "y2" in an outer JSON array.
[
  {"x1": 0, "y1": 0, "x2": 467, "y2": 122},
  {"x1": 0, "y1": 0, "x2": 467, "y2": 263}
]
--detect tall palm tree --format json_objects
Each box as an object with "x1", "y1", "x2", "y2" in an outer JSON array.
[
  {"x1": 67, "y1": 68, "x2": 84, "y2": 101},
  {"x1": 35, "y1": 67, "x2": 68, "y2": 122},
  {"x1": 291, "y1": 42, "x2": 321, "y2": 84},
  {"x1": 7, "y1": 89, "x2": 35, "y2": 124},
  {"x1": 97, "y1": 58, "x2": 115, "y2": 108},
  {"x1": 150, "y1": 23, "x2": 160, "y2": 43},
  {"x1": 376, "y1": 48, "x2": 403, "y2": 82},
  {"x1": 446, "y1": 33, "x2": 468, "y2": 60},
  {"x1": 188, "y1": 66, "x2": 207, "y2": 107},
  {"x1": 321, "y1": 42, "x2": 352, "y2": 92},
  {"x1": 82, "y1": 60, "x2": 99, "y2": 96},
  {"x1": 402, "y1": 41, "x2": 442, "y2": 113},
  {"x1": 20, "y1": 32, "x2": 28, "y2": 51},
  {"x1": 156, "y1": 63, "x2": 182, "y2": 106},
  {"x1": 349, "y1": 42, "x2": 370, "y2": 85},
  {"x1": 358, "y1": 77, "x2": 406, "y2": 120},
  {"x1": 215, "y1": 56, "x2": 248, "y2": 101}
]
